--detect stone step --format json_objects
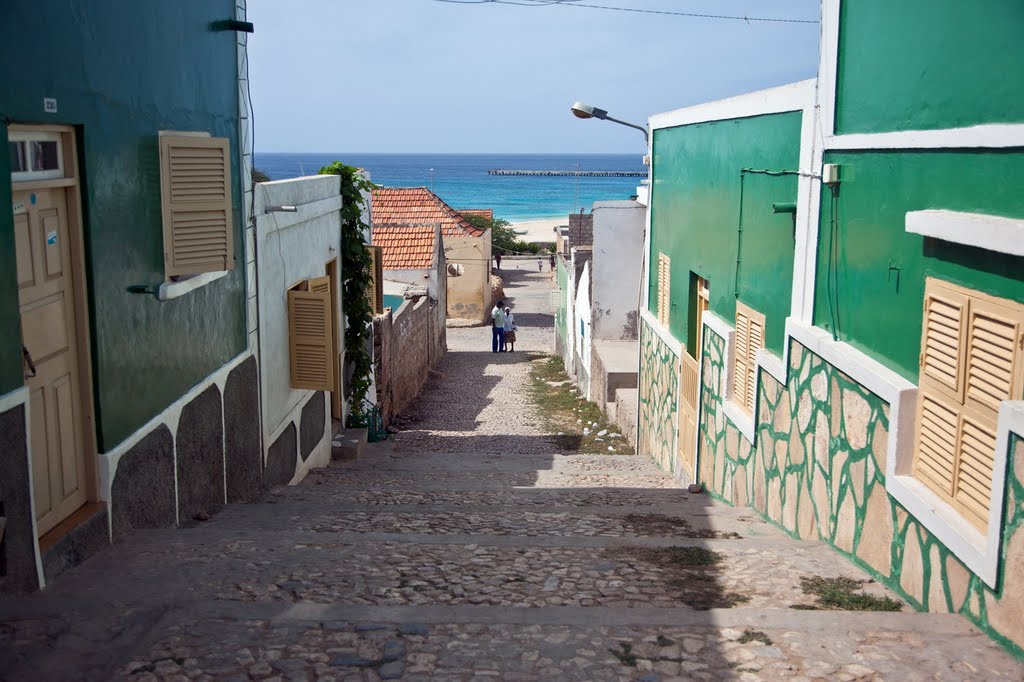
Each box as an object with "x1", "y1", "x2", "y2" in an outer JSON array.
[
  {"x1": 614, "y1": 388, "x2": 638, "y2": 447},
  {"x1": 332, "y1": 427, "x2": 368, "y2": 460}
]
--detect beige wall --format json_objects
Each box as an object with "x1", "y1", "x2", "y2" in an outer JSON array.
[{"x1": 444, "y1": 230, "x2": 491, "y2": 321}]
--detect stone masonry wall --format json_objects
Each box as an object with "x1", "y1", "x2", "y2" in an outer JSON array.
[
  {"x1": 638, "y1": 318, "x2": 679, "y2": 474},
  {"x1": 697, "y1": 326, "x2": 1024, "y2": 657},
  {"x1": 374, "y1": 296, "x2": 446, "y2": 425}
]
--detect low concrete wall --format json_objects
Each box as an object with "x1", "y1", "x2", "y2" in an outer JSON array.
[{"x1": 373, "y1": 295, "x2": 446, "y2": 425}]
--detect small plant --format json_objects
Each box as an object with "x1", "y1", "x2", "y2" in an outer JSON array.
[
  {"x1": 655, "y1": 634, "x2": 674, "y2": 647},
  {"x1": 608, "y1": 642, "x2": 637, "y2": 667},
  {"x1": 737, "y1": 629, "x2": 772, "y2": 645},
  {"x1": 797, "y1": 575, "x2": 903, "y2": 612}
]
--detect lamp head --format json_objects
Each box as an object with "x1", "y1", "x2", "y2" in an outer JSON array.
[{"x1": 571, "y1": 101, "x2": 608, "y2": 120}]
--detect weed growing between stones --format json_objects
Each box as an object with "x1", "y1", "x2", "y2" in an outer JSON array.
[
  {"x1": 795, "y1": 576, "x2": 903, "y2": 612},
  {"x1": 737, "y1": 629, "x2": 773, "y2": 645},
  {"x1": 623, "y1": 513, "x2": 742, "y2": 539},
  {"x1": 608, "y1": 642, "x2": 637, "y2": 667},
  {"x1": 528, "y1": 356, "x2": 634, "y2": 455},
  {"x1": 608, "y1": 546, "x2": 752, "y2": 610}
]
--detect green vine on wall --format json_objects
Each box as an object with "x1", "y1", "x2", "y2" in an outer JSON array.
[{"x1": 318, "y1": 161, "x2": 374, "y2": 421}]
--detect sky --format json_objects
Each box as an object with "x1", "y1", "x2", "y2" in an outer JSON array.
[{"x1": 247, "y1": 0, "x2": 820, "y2": 154}]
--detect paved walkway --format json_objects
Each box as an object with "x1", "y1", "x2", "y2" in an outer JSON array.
[{"x1": 1, "y1": 261, "x2": 1022, "y2": 680}]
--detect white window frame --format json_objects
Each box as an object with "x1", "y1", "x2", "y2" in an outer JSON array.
[{"x1": 8, "y1": 130, "x2": 64, "y2": 181}]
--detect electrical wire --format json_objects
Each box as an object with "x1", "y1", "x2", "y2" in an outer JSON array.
[{"x1": 432, "y1": 0, "x2": 818, "y2": 24}]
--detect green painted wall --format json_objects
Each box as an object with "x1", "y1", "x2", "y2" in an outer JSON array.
[
  {"x1": 0, "y1": 0, "x2": 246, "y2": 450},
  {"x1": 835, "y1": 0, "x2": 1024, "y2": 134},
  {"x1": 649, "y1": 112, "x2": 801, "y2": 356},
  {"x1": 812, "y1": 150, "x2": 1024, "y2": 382}
]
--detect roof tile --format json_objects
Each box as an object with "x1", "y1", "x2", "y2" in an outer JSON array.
[
  {"x1": 372, "y1": 223, "x2": 438, "y2": 270},
  {"x1": 372, "y1": 186, "x2": 485, "y2": 238}
]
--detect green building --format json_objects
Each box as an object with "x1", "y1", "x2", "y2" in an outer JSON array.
[
  {"x1": 639, "y1": 0, "x2": 1024, "y2": 655},
  {"x1": 0, "y1": 0, "x2": 261, "y2": 592}
]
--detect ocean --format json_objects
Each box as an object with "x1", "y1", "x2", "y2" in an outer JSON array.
[{"x1": 253, "y1": 153, "x2": 646, "y2": 222}]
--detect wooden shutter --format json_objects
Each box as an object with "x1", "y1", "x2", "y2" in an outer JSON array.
[
  {"x1": 366, "y1": 245, "x2": 384, "y2": 314},
  {"x1": 913, "y1": 278, "x2": 1024, "y2": 532},
  {"x1": 733, "y1": 302, "x2": 765, "y2": 415},
  {"x1": 288, "y1": 284, "x2": 334, "y2": 391},
  {"x1": 159, "y1": 135, "x2": 233, "y2": 277}
]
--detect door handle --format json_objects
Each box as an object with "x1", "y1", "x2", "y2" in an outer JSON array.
[{"x1": 22, "y1": 346, "x2": 37, "y2": 379}]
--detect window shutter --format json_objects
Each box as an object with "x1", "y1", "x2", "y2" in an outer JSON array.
[
  {"x1": 288, "y1": 285, "x2": 334, "y2": 391},
  {"x1": 366, "y1": 245, "x2": 384, "y2": 314},
  {"x1": 921, "y1": 286, "x2": 967, "y2": 400},
  {"x1": 159, "y1": 135, "x2": 233, "y2": 277},
  {"x1": 745, "y1": 314, "x2": 764, "y2": 413},
  {"x1": 913, "y1": 278, "x2": 1024, "y2": 532},
  {"x1": 733, "y1": 308, "x2": 749, "y2": 410},
  {"x1": 657, "y1": 253, "x2": 670, "y2": 325}
]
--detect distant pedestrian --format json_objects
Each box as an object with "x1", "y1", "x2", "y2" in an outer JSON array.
[
  {"x1": 503, "y1": 306, "x2": 517, "y2": 352},
  {"x1": 491, "y1": 300, "x2": 507, "y2": 353},
  {"x1": 495, "y1": 253, "x2": 502, "y2": 270},
  {"x1": 537, "y1": 258, "x2": 543, "y2": 272},
  {"x1": 549, "y1": 254, "x2": 555, "y2": 271}
]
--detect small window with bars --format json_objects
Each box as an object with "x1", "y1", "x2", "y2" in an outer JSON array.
[
  {"x1": 158, "y1": 132, "x2": 233, "y2": 279},
  {"x1": 657, "y1": 252, "x2": 671, "y2": 326},
  {"x1": 733, "y1": 301, "x2": 765, "y2": 415},
  {"x1": 914, "y1": 278, "x2": 1024, "y2": 532}
]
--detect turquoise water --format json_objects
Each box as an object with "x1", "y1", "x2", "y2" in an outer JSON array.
[
  {"x1": 383, "y1": 294, "x2": 404, "y2": 310},
  {"x1": 254, "y1": 153, "x2": 645, "y2": 222}
]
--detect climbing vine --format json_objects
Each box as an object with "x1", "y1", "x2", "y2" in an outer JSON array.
[{"x1": 318, "y1": 161, "x2": 374, "y2": 421}]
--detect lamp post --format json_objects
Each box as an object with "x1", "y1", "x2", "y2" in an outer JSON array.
[{"x1": 570, "y1": 102, "x2": 649, "y2": 144}]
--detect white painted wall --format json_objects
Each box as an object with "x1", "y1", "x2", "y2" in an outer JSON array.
[
  {"x1": 574, "y1": 260, "x2": 592, "y2": 399},
  {"x1": 384, "y1": 268, "x2": 439, "y2": 300},
  {"x1": 254, "y1": 175, "x2": 343, "y2": 476},
  {"x1": 592, "y1": 200, "x2": 645, "y2": 341}
]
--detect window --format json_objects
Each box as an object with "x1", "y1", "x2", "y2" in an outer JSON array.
[
  {"x1": 159, "y1": 132, "x2": 233, "y2": 279},
  {"x1": 366, "y1": 245, "x2": 384, "y2": 314},
  {"x1": 289, "y1": 276, "x2": 336, "y2": 391},
  {"x1": 914, "y1": 278, "x2": 1024, "y2": 532},
  {"x1": 8, "y1": 131, "x2": 64, "y2": 181},
  {"x1": 657, "y1": 252, "x2": 670, "y2": 325},
  {"x1": 733, "y1": 301, "x2": 765, "y2": 415}
]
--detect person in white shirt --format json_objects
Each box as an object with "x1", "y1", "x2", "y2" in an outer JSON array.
[
  {"x1": 503, "y1": 306, "x2": 517, "y2": 352},
  {"x1": 491, "y1": 301, "x2": 506, "y2": 352}
]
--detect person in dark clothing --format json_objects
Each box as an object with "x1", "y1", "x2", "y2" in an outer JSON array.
[{"x1": 495, "y1": 253, "x2": 502, "y2": 270}]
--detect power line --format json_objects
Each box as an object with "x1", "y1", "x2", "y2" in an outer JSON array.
[{"x1": 432, "y1": 0, "x2": 818, "y2": 24}]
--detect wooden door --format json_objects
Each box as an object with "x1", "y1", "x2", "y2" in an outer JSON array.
[
  {"x1": 677, "y1": 276, "x2": 709, "y2": 481},
  {"x1": 15, "y1": 187, "x2": 88, "y2": 535}
]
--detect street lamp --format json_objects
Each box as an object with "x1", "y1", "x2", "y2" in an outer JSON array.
[{"x1": 570, "y1": 102, "x2": 649, "y2": 144}]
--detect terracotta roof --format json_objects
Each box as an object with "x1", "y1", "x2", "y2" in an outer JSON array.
[
  {"x1": 372, "y1": 186, "x2": 485, "y2": 237},
  {"x1": 458, "y1": 208, "x2": 493, "y2": 222},
  {"x1": 372, "y1": 223, "x2": 438, "y2": 270}
]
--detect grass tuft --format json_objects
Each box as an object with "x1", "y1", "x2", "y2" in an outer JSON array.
[
  {"x1": 737, "y1": 629, "x2": 773, "y2": 645},
  {"x1": 797, "y1": 575, "x2": 903, "y2": 612}
]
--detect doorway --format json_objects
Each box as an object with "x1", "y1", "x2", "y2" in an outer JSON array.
[
  {"x1": 677, "y1": 274, "x2": 709, "y2": 481},
  {"x1": 11, "y1": 125, "x2": 96, "y2": 537}
]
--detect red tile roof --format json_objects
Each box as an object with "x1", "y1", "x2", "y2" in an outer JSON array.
[
  {"x1": 372, "y1": 223, "x2": 438, "y2": 270},
  {"x1": 458, "y1": 208, "x2": 493, "y2": 222},
  {"x1": 372, "y1": 186, "x2": 485, "y2": 237}
]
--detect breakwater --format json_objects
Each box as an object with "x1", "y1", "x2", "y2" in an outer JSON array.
[{"x1": 488, "y1": 169, "x2": 646, "y2": 177}]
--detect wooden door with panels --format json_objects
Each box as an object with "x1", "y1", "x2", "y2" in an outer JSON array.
[
  {"x1": 677, "y1": 276, "x2": 709, "y2": 481},
  {"x1": 11, "y1": 125, "x2": 94, "y2": 536}
]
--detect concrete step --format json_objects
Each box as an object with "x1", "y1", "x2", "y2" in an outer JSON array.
[
  {"x1": 332, "y1": 428, "x2": 368, "y2": 460},
  {"x1": 613, "y1": 388, "x2": 638, "y2": 446},
  {"x1": 604, "y1": 370, "x2": 638, "y2": 402}
]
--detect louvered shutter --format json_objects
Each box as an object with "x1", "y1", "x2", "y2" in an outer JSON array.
[
  {"x1": 288, "y1": 285, "x2": 334, "y2": 391},
  {"x1": 657, "y1": 253, "x2": 670, "y2": 325},
  {"x1": 746, "y1": 314, "x2": 764, "y2": 413},
  {"x1": 913, "y1": 278, "x2": 1024, "y2": 532},
  {"x1": 159, "y1": 135, "x2": 233, "y2": 277},
  {"x1": 366, "y1": 245, "x2": 384, "y2": 314},
  {"x1": 733, "y1": 308, "x2": 750, "y2": 410}
]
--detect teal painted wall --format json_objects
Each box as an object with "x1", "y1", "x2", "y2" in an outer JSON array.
[
  {"x1": 835, "y1": 0, "x2": 1024, "y2": 134},
  {"x1": 648, "y1": 112, "x2": 802, "y2": 356},
  {"x1": 0, "y1": 0, "x2": 246, "y2": 450},
  {"x1": 812, "y1": 150, "x2": 1024, "y2": 381}
]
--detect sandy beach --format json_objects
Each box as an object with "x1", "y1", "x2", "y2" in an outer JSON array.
[{"x1": 509, "y1": 217, "x2": 567, "y2": 243}]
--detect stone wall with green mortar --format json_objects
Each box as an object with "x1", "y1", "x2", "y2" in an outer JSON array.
[
  {"x1": 638, "y1": 318, "x2": 679, "y2": 473},
  {"x1": 698, "y1": 325, "x2": 1024, "y2": 657},
  {"x1": 835, "y1": 0, "x2": 1024, "y2": 134}
]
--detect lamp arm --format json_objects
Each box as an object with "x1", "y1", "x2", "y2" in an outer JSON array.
[{"x1": 604, "y1": 115, "x2": 649, "y2": 144}]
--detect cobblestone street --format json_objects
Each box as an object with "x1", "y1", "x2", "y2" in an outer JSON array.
[{"x1": 1, "y1": 263, "x2": 1022, "y2": 680}]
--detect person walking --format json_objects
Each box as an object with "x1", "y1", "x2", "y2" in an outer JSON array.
[
  {"x1": 491, "y1": 300, "x2": 506, "y2": 353},
  {"x1": 495, "y1": 253, "x2": 502, "y2": 270},
  {"x1": 537, "y1": 258, "x2": 543, "y2": 272},
  {"x1": 549, "y1": 254, "x2": 555, "y2": 271},
  {"x1": 503, "y1": 306, "x2": 517, "y2": 352}
]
